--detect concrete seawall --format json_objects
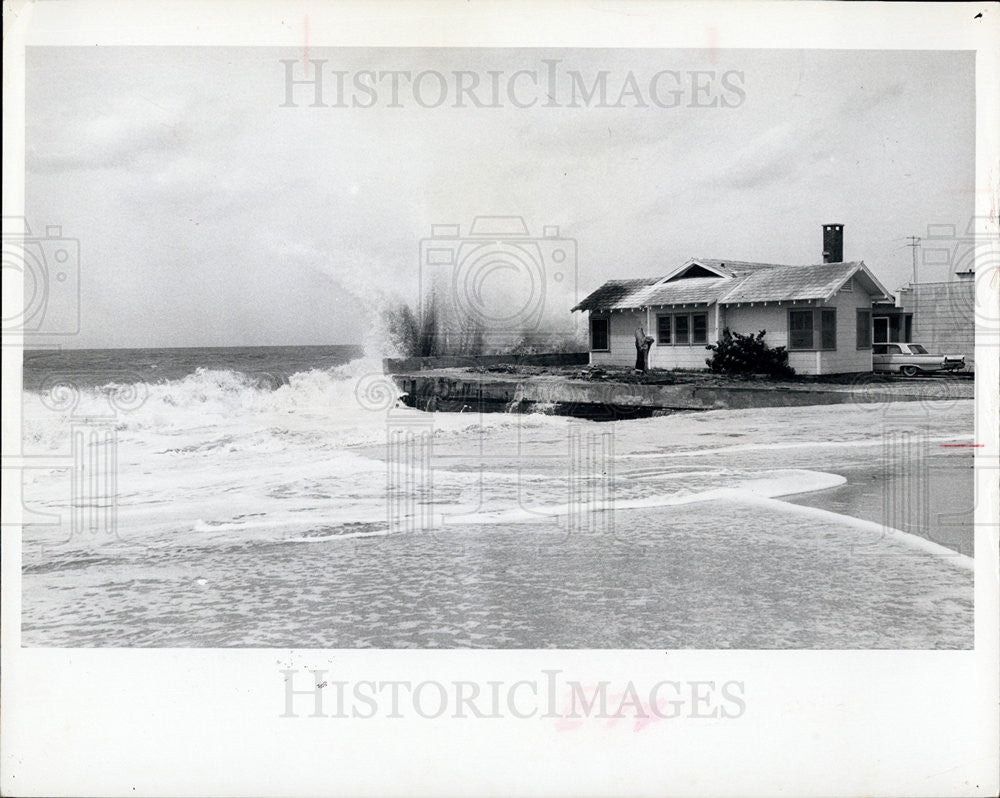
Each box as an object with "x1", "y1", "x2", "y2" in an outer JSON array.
[
  {"x1": 389, "y1": 369, "x2": 958, "y2": 418},
  {"x1": 384, "y1": 352, "x2": 589, "y2": 374}
]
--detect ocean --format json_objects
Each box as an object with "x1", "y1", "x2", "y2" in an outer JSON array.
[{"x1": 19, "y1": 346, "x2": 974, "y2": 648}]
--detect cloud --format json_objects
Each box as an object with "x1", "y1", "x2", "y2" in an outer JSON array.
[{"x1": 22, "y1": 47, "x2": 975, "y2": 347}]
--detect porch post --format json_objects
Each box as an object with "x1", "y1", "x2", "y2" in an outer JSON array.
[{"x1": 646, "y1": 306, "x2": 653, "y2": 368}]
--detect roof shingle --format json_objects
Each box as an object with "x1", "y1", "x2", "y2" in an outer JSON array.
[
  {"x1": 718, "y1": 262, "x2": 863, "y2": 304},
  {"x1": 643, "y1": 277, "x2": 730, "y2": 306},
  {"x1": 570, "y1": 278, "x2": 661, "y2": 312},
  {"x1": 573, "y1": 260, "x2": 886, "y2": 311}
]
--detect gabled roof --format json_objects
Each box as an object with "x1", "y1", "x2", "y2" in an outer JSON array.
[
  {"x1": 572, "y1": 260, "x2": 893, "y2": 312},
  {"x1": 721, "y1": 261, "x2": 892, "y2": 304},
  {"x1": 718, "y1": 261, "x2": 885, "y2": 304},
  {"x1": 658, "y1": 258, "x2": 780, "y2": 283},
  {"x1": 692, "y1": 259, "x2": 795, "y2": 278}
]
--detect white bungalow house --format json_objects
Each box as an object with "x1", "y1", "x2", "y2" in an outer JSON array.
[{"x1": 573, "y1": 229, "x2": 893, "y2": 375}]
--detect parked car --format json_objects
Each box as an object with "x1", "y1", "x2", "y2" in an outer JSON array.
[{"x1": 872, "y1": 343, "x2": 965, "y2": 376}]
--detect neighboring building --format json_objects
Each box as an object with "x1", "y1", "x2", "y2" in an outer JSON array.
[
  {"x1": 856, "y1": 252, "x2": 974, "y2": 371},
  {"x1": 572, "y1": 225, "x2": 893, "y2": 376},
  {"x1": 893, "y1": 273, "x2": 975, "y2": 371}
]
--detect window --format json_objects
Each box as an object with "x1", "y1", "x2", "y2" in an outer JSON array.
[
  {"x1": 820, "y1": 309, "x2": 837, "y2": 350},
  {"x1": 674, "y1": 314, "x2": 690, "y2": 344},
  {"x1": 909, "y1": 344, "x2": 928, "y2": 354},
  {"x1": 692, "y1": 313, "x2": 708, "y2": 344},
  {"x1": 590, "y1": 317, "x2": 609, "y2": 351},
  {"x1": 904, "y1": 314, "x2": 913, "y2": 343},
  {"x1": 656, "y1": 314, "x2": 671, "y2": 344},
  {"x1": 856, "y1": 309, "x2": 871, "y2": 349},
  {"x1": 789, "y1": 310, "x2": 814, "y2": 350},
  {"x1": 789, "y1": 308, "x2": 836, "y2": 350},
  {"x1": 656, "y1": 311, "x2": 710, "y2": 345}
]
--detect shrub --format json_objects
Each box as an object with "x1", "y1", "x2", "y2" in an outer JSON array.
[{"x1": 705, "y1": 328, "x2": 795, "y2": 379}]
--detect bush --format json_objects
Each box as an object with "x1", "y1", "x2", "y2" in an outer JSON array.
[{"x1": 705, "y1": 328, "x2": 795, "y2": 379}]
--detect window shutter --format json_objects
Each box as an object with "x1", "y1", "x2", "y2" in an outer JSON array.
[{"x1": 821, "y1": 309, "x2": 837, "y2": 350}]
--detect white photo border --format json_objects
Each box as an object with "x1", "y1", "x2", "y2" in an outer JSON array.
[{"x1": 2, "y1": 2, "x2": 997, "y2": 796}]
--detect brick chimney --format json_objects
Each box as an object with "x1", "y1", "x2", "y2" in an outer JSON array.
[{"x1": 822, "y1": 224, "x2": 844, "y2": 263}]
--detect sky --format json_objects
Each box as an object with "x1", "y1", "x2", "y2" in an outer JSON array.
[{"x1": 24, "y1": 46, "x2": 975, "y2": 349}]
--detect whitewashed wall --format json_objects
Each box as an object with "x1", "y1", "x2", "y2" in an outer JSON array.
[
  {"x1": 721, "y1": 289, "x2": 873, "y2": 375},
  {"x1": 588, "y1": 309, "x2": 646, "y2": 367},
  {"x1": 717, "y1": 304, "x2": 801, "y2": 369},
  {"x1": 588, "y1": 284, "x2": 876, "y2": 374},
  {"x1": 815, "y1": 286, "x2": 875, "y2": 374},
  {"x1": 647, "y1": 307, "x2": 715, "y2": 370}
]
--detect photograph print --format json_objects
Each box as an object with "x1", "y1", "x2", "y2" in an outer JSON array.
[{"x1": 14, "y1": 44, "x2": 982, "y2": 649}]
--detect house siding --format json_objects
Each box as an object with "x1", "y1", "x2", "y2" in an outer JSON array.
[
  {"x1": 585, "y1": 278, "x2": 882, "y2": 374},
  {"x1": 719, "y1": 304, "x2": 788, "y2": 346},
  {"x1": 815, "y1": 286, "x2": 876, "y2": 374},
  {"x1": 717, "y1": 304, "x2": 823, "y2": 373},
  {"x1": 647, "y1": 307, "x2": 715, "y2": 370},
  {"x1": 719, "y1": 290, "x2": 873, "y2": 375},
  {"x1": 588, "y1": 310, "x2": 646, "y2": 366}
]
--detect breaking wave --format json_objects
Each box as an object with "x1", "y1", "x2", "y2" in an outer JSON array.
[{"x1": 21, "y1": 356, "x2": 569, "y2": 454}]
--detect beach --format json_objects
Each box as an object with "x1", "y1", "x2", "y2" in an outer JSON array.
[{"x1": 19, "y1": 349, "x2": 974, "y2": 648}]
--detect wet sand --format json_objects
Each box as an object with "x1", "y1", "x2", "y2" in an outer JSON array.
[{"x1": 22, "y1": 395, "x2": 975, "y2": 648}]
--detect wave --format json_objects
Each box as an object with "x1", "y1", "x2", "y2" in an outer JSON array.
[
  {"x1": 26, "y1": 354, "x2": 388, "y2": 408},
  {"x1": 21, "y1": 356, "x2": 572, "y2": 455}
]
